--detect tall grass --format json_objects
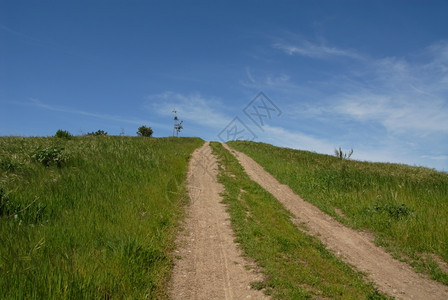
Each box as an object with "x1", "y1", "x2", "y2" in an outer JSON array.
[
  {"x1": 211, "y1": 142, "x2": 388, "y2": 299},
  {"x1": 228, "y1": 141, "x2": 448, "y2": 285},
  {"x1": 0, "y1": 136, "x2": 203, "y2": 299}
]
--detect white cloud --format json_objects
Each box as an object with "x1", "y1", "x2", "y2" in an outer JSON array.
[
  {"x1": 334, "y1": 92, "x2": 448, "y2": 135},
  {"x1": 245, "y1": 67, "x2": 257, "y2": 84},
  {"x1": 333, "y1": 45, "x2": 448, "y2": 135},
  {"x1": 147, "y1": 91, "x2": 230, "y2": 129},
  {"x1": 426, "y1": 40, "x2": 448, "y2": 67},
  {"x1": 261, "y1": 125, "x2": 335, "y2": 154},
  {"x1": 273, "y1": 40, "x2": 363, "y2": 60},
  {"x1": 268, "y1": 38, "x2": 448, "y2": 136}
]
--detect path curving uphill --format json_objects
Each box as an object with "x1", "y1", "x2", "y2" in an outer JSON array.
[{"x1": 224, "y1": 143, "x2": 448, "y2": 300}]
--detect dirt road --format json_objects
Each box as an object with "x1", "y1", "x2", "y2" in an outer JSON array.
[
  {"x1": 224, "y1": 144, "x2": 448, "y2": 300},
  {"x1": 170, "y1": 143, "x2": 267, "y2": 299}
]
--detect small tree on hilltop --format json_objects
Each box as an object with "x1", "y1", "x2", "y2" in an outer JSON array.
[
  {"x1": 137, "y1": 125, "x2": 153, "y2": 137},
  {"x1": 172, "y1": 109, "x2": 183, "y2": 137}
]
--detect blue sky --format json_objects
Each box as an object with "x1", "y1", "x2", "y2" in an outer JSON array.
[{"x1": 1, "y1": 1, "x2": 448, "y2": 171}]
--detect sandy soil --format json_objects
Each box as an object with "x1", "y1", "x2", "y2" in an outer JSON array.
[
  {"x1": 170, "y1": 143, "x2": 268, "y2": 300},
  {"x1": 224, "y1": 143, "x2": 448, "y2": 300}
]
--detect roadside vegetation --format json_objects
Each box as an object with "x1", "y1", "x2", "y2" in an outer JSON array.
[
  {"x1": 211, "y1": 142, "x2": 388, "y2": 299},
  {"x1": 0, "y1": 136, "x2": 203, "y2": 299},
  {"x1": 228, "y1": 140, "x2": 448, "y2": 285}
]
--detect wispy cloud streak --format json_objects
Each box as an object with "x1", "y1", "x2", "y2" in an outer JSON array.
[
  {"x1": 269, "y1": 39, "x2": 448, "y2": 135},
  {"x1": 273, "y1": 40, "x2": 363, "y2": 60}
]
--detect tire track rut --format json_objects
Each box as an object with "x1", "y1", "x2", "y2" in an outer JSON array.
[{"x1": 170, "y1": 142, "x2": 267, "y2": 300}]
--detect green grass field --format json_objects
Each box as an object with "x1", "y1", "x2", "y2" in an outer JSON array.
[
  {"x1": 0, "y1": 136, "x2": 203, "y2": 299},
  {"x1": 2, "y1": 136, "x2": 446, "y2": 298},
  {"x1": 211, "y1": 142, "x2": 388, "y2": 299},
  {"x1": 228, "y1": 140, "x2": 448, "y2": 285}
]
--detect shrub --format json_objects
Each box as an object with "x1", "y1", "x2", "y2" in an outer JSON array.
[
  {"x1": 32, "y1": 146, "x2": 68, "y2": 168},
  {"x1": 55, "y1": 129, "x2": 72, "y2": 139},
  {"x1": 137, "y1": 126, "x2": 153, "y2": 137},
  {"x1": 87, "y1": 130, "x2": 108, "y2": 136}
]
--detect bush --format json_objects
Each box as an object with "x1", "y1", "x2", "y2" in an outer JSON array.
[
  {"x1": 137, "y1": 126, "x2": 153, "y2": 137},
  {"x1": 87, "y1": 130, "x2": 108, "y2": 136},
  {"x1": 32, "y1": 146, "x2": 68, "y2": 168},
  {"x1": 55, "y1": 129, "x2": 72, "y2": 139}
]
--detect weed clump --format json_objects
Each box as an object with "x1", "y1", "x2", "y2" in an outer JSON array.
[
  {"x1": 0, "y1": 158, "x2": 22, "y2": 172},
  {"x1": 32, "y1": 146, "x2": 68, "y2": 168},
  {"x1": 0, "y1": 188, "x2": 9, "y2": 217},
  {"x1": 0, "y1": 188, "x2": 47, "y2": 224},
  {"x1": 334, "y1": 147, "x2": 353, "y2": 160},
  {"x1": 374, "y1": 200, "x2": 412, "y2": 219}
]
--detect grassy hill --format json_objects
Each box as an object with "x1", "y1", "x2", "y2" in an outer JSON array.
[
  {"x1": 2, "y1": 136, "x2": 447, "y2": 298},
  {"x1": 228, "y1": 140, "x2": 448, "y2": 285},
  {"x1": 0, "y1": 136, "x2": 203, "y2": 299}
]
